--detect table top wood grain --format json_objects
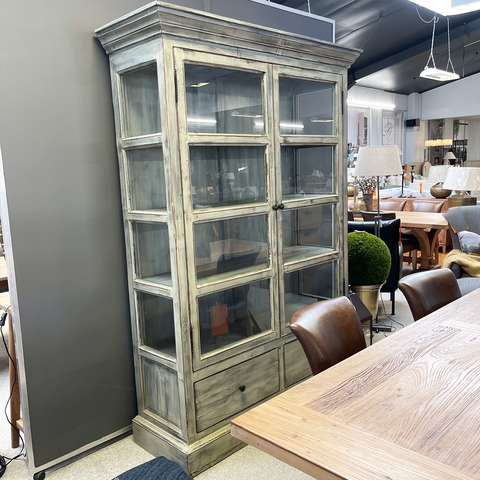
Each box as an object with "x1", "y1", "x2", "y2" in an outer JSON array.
[
  {"x1": 393, "y1": 210, "x2": 448, "y2": 230},
  {"x1": 231, "y1": 288, "x2": 480, "y2": 480}
]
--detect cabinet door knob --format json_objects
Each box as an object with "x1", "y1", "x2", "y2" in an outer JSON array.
[
  {"x1": 272, "y1": 203, "x2": 279, "y2": 211},
  {"x1": 239, "y1": 385, "x2": 246, "y2": 392},
  {"x1": 279, "y1": 203, "x2": 285, "y2": 210}
]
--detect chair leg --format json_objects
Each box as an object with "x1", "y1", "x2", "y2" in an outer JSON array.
[
  {"x1": 391, "y1": 291, "x2": 395, "y2": 315},
  {"x1": 412, "y1": 251, "x2": 417, "y2": 271}
]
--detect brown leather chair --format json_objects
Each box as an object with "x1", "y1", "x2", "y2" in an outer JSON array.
[
  {"x1": 347, "y1": 210, "x2": 354, "y2": 221},
  {"x1": 398, "y1": 268, "x2": 461, "y2": 322},
  {"x1": 380, "y1": 199, "x2": 407, "y2": 211},
  {"x1": 360, "y1": 211, "x2": 396, "y2": 221},
  {"x1": 411, "y1": 200, "x2": 445, "y2": 213},
  {"x1": 290, "y1": 296, "x2": 367, "y2": 375}
]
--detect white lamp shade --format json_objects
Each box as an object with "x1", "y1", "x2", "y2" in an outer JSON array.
[
  {"x1": 354, "y1": 145, "x2": 403, "y2": 177},
  {"x1": 443, "y1": 167, "x2": 480, "y2": 191},
  {"x1": 427, "y1": 165, "x2": 452, "y2": 183},
  {"x1": 443, "y1": 151, "x2": 457, "y2": 160}
]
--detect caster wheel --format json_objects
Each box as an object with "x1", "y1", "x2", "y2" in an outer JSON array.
[{"x1": 33, "y1": 472, "x2": 45, "y2": 480}]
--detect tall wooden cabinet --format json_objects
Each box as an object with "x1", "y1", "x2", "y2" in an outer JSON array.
[{"x1": 96, "y1": 3, "x2": 359, "y2": 475}]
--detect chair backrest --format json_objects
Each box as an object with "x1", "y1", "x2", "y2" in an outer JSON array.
[
  {"x1": 443, "y1": 205, "x2": 480, "y2": 250},
  {"x1": 347, "y1": 210, "x2": 354, "y2": 221},
  {"x1": 381, "y1": 199, "x2": 408, "y2": 211},
  {"x1": 398, "y1": 268, "x2": 461, "y2": 321},
  {"x1": 290, "y1": 296, "x2": 366, "y2": 375},
  {"x1": 360, "y1": 211, "x2": 396, "y2": 221},
  {"x1": 348, "y1": 219, "x2": 403, "y2": 294},
  {"x1": 411, "y1": 200, "x2": 445, "y2": 213}
]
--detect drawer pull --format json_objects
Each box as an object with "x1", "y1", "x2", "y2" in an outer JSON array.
[{"x1": 239, "y1": 385, "x2": 246, "y2": 392}]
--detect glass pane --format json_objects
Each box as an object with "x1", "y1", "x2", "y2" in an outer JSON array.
[
  {"x1": 133, "y1": 222, "x2": 171, "y2": 286},
  {"x1": 138, "y1": 292, "x2": 175, "y2": 358},
  {"x1": 190, "y1": 146, "x2": 266, "y2": 209},
  {"x1": 281, "y1": 146, "x2": 335, "y2": 200},
  {"x1": 127, "y1": 147, "x2": 166, "y2": 211},
  {"x1": 284, "y1": 261, "x2": 336, "y2": 325},
  {"x1": 185, "y1": 64, "x2": 264, "y2": 134},
  {"x1": 283, "y1": 205, "x2": 335, "y2": 263},
  {"x1": 279, "y1": 77, "x2": 334, "y2": 135},
  {"x1": 194, "y1": 215, "x2": 269, "y2": 282},
  {"x1": 198, "y1": 279, "x2": 271, "y2": 354},
  {"x1": 122, "y1": 65, "x2": 160, "y2": 137}
]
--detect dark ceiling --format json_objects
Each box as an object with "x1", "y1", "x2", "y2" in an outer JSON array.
[{"x1": 272, "y1": 0, "x2": 480, "y2": 95}]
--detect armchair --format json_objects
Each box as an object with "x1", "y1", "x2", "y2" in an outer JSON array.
[{"x1": 443, "y1": 205, "x2": 480, "y2": 295}]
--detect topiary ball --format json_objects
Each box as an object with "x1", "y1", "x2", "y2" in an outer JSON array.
[{"x1": 348, "y1": 231, "x2": 391, "y2": 286}]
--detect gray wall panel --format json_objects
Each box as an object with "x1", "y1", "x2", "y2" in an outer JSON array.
[
  {"x1": 0, "y1": 0, "x2": 151, "y2": 471},
  {"x1": 0, "y1": 0, "x2": 333, "y2": 472}
]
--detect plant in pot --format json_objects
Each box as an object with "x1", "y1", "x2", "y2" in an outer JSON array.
[{"x1": 348, "y1": 231, "x2": 391, "y2": 320}]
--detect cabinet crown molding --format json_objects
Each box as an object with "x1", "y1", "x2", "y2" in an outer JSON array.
[{"x1": 95, "y1": 1, "x2": 360, "y2": 66}]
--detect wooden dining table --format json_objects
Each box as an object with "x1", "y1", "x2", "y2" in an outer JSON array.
[
  {"x1": 231, "y1": 287, "x2": 480, "y2": 480},
  {"x1": 356, "y1": 210, "x2": 448, "y2": 270}
]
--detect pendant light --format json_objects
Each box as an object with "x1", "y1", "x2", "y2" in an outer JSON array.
[{"x1": 420, "y1": 16, "x2": 460, "y2": 81}]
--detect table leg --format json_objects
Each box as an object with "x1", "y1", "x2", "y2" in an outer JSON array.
[{"x1": 412, "y1": 228, "x2": 442, "y2": 270}]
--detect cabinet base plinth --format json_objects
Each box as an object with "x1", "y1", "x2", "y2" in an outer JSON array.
[{"x1": 132, "y1": 416, "x2": 245, "y2": 477}]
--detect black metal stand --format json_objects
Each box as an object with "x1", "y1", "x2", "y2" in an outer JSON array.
[
  {"x1": 374, "y1": 175, "x2": 382, "y2": 237},
  {"x1": 398, "y1": 170, "x2": 406, "y2": 198}
]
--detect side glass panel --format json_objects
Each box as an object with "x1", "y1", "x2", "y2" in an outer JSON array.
[
  {"x1": 127, "y1": 147, "x2": 166, "y2": 211},
  {"x1": 190, "y1": 146, "x2": 266, "y2": 209},
  {"x1": 185, "y1": 64, "x2": 264, "y2": 134},
  {"x1": 284, "y1": 261, "x2": 337, "y2": 326},
  {"x1": 121, "y1": 65, "x2": 160, "y2": 137},
  {"x1": 133, "y1": 222, "x2": 171, "y2": 287},
  {"x1": 137, "y1": 291, "x2": 175, "y2": 359},
  {"x1": 198, "y1": 279, "x2": 271, "y2": 354},
  {"x1": 279, "y1": 77, "x2": 334, "y2": 135},
  {"x1": 283, "y1": 204, "x2": 335, "y2": 264},
  {"x1": 281, "y1": 145, "x2": 335, "y2": 200},
  {"x1": 194, "y1": 215, "x2": 269, "y2": 283}
]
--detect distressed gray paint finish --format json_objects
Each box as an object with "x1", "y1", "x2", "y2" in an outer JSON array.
[
  {"x1": 143, "y1": 358, "x2": 182, "y2": 429},
  {"x1": 194, "y1": 350, "x2": 280, "y2": 432},
  {"x1": 96, "y1": 2, "x2": 359, "y2": 476},
  {"x1": 284, "y1": 340, "x2": 311, "y2": 387}
]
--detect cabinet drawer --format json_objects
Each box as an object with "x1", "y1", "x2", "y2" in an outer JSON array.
[
  {"x1": 194, "y1": 350, "x2": 279, "y2": 432},
  {"x1": 284, "y1": 340, "x2": 311, "y2": 387}
]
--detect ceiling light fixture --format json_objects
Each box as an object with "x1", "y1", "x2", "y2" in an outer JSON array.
[
  {"x1": 420, "y1": 16, "x2": 460, "y2": 81},
  {"x1": 408, "y1": 1, "x2": 480, "y2": 16},
  {"x1": 190, "y1": 82, "x2": 209, "y2": 88},
  {"x1": 231, "y1": 110, "x2": 263, "y2": 118},
  {"x1": 347, "y1": 100, "x2": 396, "y2": 110},
  {"x1": 187, "y1": 118, "x2": 217, "y2": 124},
  {"x1": 310, "y1": 117, "x2": 333, "y2": 123}
]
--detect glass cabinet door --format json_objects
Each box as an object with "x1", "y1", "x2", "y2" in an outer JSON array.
[
  {"x1": 175, "y1": 49, "x2": 277, "y2": 369},
  {"x1": 274, "y1": 66, "x2": 344, "y2": 335},
  {"x1": 185, "y1": 64, "x2": 265, "y2": 135},
  {"x1": 190, "y1": 146, "x2": 267, "y2": 210},
  {"x1": 278, "y1": 76, "x2": 334, "y2": 136}
]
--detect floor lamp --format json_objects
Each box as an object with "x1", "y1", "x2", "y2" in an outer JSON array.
[
  {"x1": 354, "y1": 145, "x2": 403, "y2": 237},
  {"x1": 353, "y1": 145, "x2": 402, "y2": 332}
]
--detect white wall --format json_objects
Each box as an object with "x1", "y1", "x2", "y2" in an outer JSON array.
[
  {"x1": 467, "y1": 120, "x2": 480, "y2": 160},
  {"x1": 422, "y1": 72, "x2": 480, "y2": 120},
  {"x1": 405, "y1": 93, "x2": 426, "y2": 164}
]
